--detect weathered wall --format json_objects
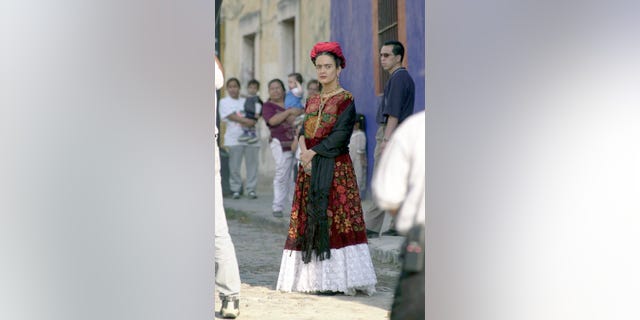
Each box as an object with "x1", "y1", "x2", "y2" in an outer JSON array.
[{"x1": 219, "y1": 0, "x2": 331, "y2": 190}]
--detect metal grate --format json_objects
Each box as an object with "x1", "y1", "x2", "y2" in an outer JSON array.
[{"x1": 377, "y1": 0, "x2": 398, "y2": 92}]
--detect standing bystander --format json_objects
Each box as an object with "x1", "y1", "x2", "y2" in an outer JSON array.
[
  {"x1": 262, "y1": 79, "x2": 303, "y2": 217},
  {"x1": 219, "y1": 78, "x2": 262, "y2": 200},
  {"x1": 364, "y1": 40, "x2": 415, "y2": 238},
  {"x1": 349, "y1": 113, "x2": 367, "y2": 199}
]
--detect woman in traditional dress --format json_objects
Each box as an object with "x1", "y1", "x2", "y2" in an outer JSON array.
[{"x1": 276, "y1": 42, "x2": 377, "y2": 295}]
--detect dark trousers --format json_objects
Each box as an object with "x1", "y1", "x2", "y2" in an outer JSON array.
[
  {"x1": 391, "y1": 225, "x2": 425, "y2": 320},
  {"x1": 219, "y1": 146, "x2": 232, "y2": 196}
]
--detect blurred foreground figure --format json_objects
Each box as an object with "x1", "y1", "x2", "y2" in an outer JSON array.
[
  {"x1": 214, "y1": 55, "x2": 241, "y2": 319},
  {"x1": 373, "y1": 110, "x2": 425, "y2": 320}
]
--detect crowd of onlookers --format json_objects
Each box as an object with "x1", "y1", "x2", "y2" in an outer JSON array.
[{"x1": 215, "y1": 74, "x2": 368, "y2": 204}]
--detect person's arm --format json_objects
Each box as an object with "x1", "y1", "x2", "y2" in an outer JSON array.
[
  {"x1": 297, "y1": 109, "x2": 308, "y2": 152},
  {"x1": 299, "y1": 146, "x2": 316, "y2": 165},
  {"x1": 301, "y1": 101, "x2": 355, "y2": 165},
  {"x1": 380, "y1": 115, "x2": 398, "y2": 151},
  {"x1": 290, "y1": 107, "x2": 304, "y2": 117},
  {"x1": 380, "y1": 76, "x2": 408, "y2": 151},
  {"x1": 298, "y1": 135, "x2": 307, "y2": 152},
  {"x1": 285, "y1": 108, "x2": 304, "y2": 125},
  {"x1": 266, "y1": 108, "x2": 295, "y2": 126},
  {"x1": 292, "y1": 81, "x2": 303, "y2": 97},
  {"x1": 297, "y1": 122, "x2": 312, "y2": 171},
  {"x1": 297, "y1": 120, "x2": 307, "y2": 152},
  {"x1": 297, "y1": 112, "x2": 312, "y2": 165},
  {"x1": 227, "y1": 113, "x2": 256, "y2": 127},
  {"x1": 299, "y1": 135, "x2": 313, "y2": 173}
]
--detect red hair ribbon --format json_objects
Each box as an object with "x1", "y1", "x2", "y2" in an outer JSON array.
[{"x1": 310, "y1": 41, "x2": 346, "y2": 69}]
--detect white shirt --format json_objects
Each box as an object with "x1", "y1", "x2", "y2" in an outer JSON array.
[
  {"x1": 349, "y1": 129, "x2": 366, "y2": 165},
  {"x1": 218, "y1": 96, "x2": 262, "y2": 146},
  {"x1": 372, "y1": 111, "x2": 425, "y2": 235}
]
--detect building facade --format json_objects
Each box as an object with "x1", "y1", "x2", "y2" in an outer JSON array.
[
  {"x1": 218, "y1": 0, "x2": 425, "y2": 195},
  {"x1": 219, "y1": 0, "x2": 331, "y2": 187},
  {"x1": 331, "y1": 0, "x2": 426, "y2": 198}
]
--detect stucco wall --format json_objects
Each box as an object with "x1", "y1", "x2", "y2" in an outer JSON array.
[
  {"x1": 221, "y1": 0, "x2": 330, "y2": 96},
  {"x1": 218, "y1": 0, "x2": 423, "y2": 194},
  {"x1": 219, "y1": 0, "x2": 331, "y2": 190}
]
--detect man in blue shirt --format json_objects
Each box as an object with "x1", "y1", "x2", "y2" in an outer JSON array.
[{"x1": 366, "y1": 40, "x2": 416, "y2": 238}]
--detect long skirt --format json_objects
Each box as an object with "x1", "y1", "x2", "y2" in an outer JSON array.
[{"x1": 276, "y1": 154, "x2": 377, "y2": 295}]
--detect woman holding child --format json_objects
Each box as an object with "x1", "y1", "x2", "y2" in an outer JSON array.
[
  {"x1": 262, "y1": 79, "x2": 304, "y2": 218},
  {"x1": 276, "y1": 42, "x2": 377, "y2": 295}
]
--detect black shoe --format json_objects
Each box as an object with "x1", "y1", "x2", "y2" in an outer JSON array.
[
  {"x1": 272, "y1": 210, "x2": 283, "y2": 218},
  {"x1": 381, "y1": 229, "x2": 399, "y2": 236},
  {"x1": 366, "y1": 229, "x2": 379, "y2": 238}
]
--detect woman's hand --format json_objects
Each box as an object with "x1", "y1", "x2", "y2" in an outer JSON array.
[
  {"x1": 290, "y1": 108, "x2": 305, "y2": 117},
  {"x1": 300, "y1": 149, "x2": 316, "y2": 167}
]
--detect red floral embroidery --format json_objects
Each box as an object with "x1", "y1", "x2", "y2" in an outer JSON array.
[{"x1": 284, "y1": 91, "x2": 368, "y2": 250}]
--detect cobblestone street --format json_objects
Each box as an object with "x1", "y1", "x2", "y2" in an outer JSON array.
[{"x1": 215, "y1": 210, "x2": 400, "y2": 320}]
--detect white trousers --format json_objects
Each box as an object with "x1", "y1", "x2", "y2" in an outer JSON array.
[
  {"x1": 214, "y1": 140, "x2": 241, "y2": 298},
  {"x1": 269, "y1": 138, "x2": 295, "y2": 212}
]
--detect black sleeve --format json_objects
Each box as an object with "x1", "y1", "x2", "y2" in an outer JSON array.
[{"x1": 311, "y1": 102, "x2": 356, "y2": 158}]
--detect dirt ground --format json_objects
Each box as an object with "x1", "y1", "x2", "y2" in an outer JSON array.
[{"x1": 215, "y1": 211, "x2": 400, "y2": 320}]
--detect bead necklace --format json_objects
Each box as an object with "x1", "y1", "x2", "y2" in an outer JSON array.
[
  {"x1": 320, "y1": 84, "x2": 342, "y2": 97},
  {"x1": 314, "y1": 85, "x2": 344, "y2": 136}
]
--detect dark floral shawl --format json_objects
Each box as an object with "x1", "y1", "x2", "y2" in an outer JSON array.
[{"x1": 296, "y1": 100, "x2": 356, "y2": 263}]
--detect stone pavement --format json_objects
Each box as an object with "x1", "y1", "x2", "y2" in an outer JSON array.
[{"x1": 222, "y1": 190, "x2": 404, "y2": 266}]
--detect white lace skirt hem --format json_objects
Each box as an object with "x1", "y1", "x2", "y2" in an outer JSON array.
[{"x1": 276, "y1": 243, "x2": 377, "y2": 296}]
